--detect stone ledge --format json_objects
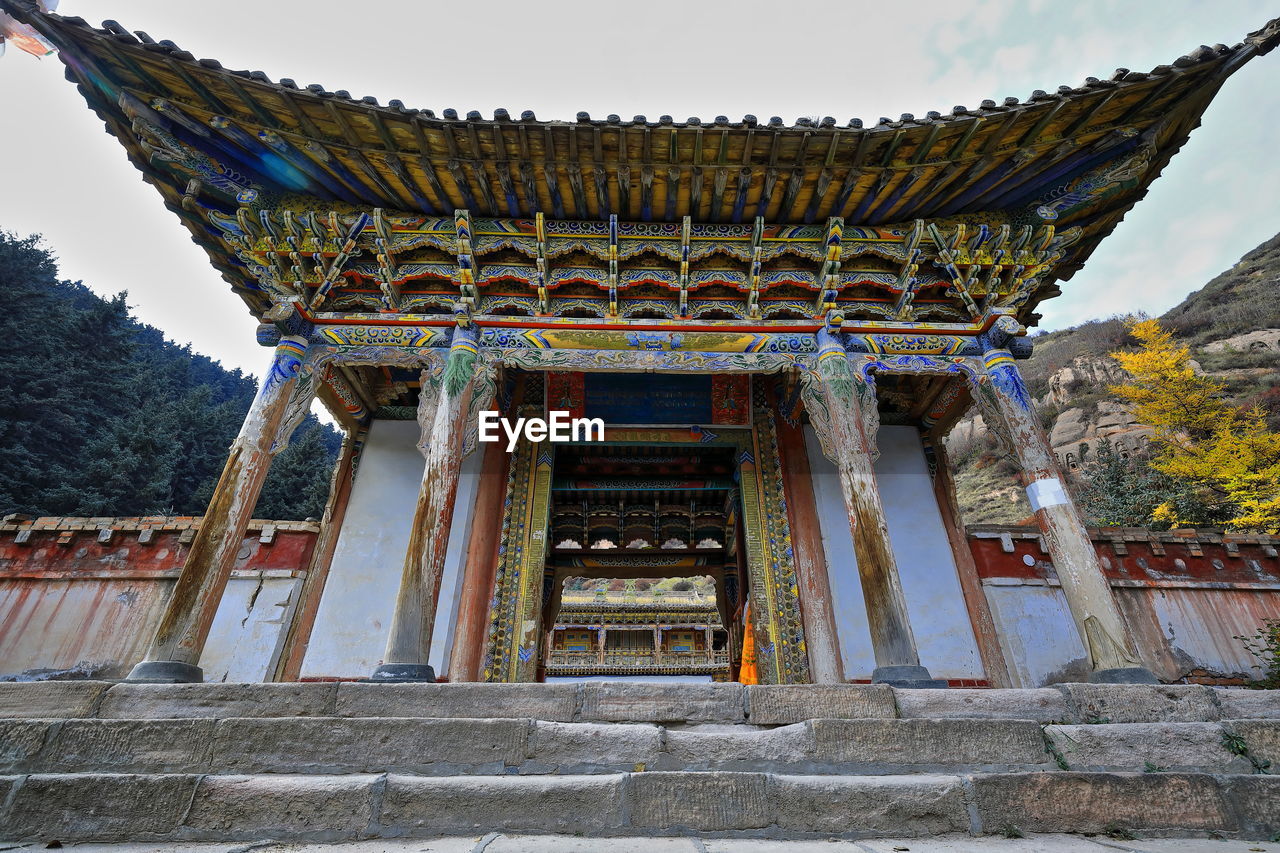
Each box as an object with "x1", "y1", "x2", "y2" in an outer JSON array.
[
  {"x1": 527, "y1": 720, "x2": 662, "y2": 772},
  {"x1": 0, "y1": 773, "x2": 200, "y2": 841},
  {"x1": 181, "y1": 774, "x2": 378, "y2": 841},
  {"x1": 810, "y1": 718, "x2": 1048, "y2": 767},
  {"x1": 745, "y1": 684, "x2": 895, "y2": 724},
  {"x1": 1222, "y1": 719, "x2": 1280, "y2": 769},
  {"x1": 627, "y1": 771, "x2": 769, "y2": 831},
  {"x1": 1223, "y1": 775, "x2": 1280, "y2": 838},
  {"x1": 661, "y1": 723, "x2": 814, "y2": 769},
  {"x1": 335, "y1": 682, "x2": 578, "y2": 721},
  {"x1": 579, "y1": 682, "x2": 744, "y2": 723},
  {"x1": 3, "y1": 771, "x2": 1276, "y2": 841},
  {"x1": 0, "y1": 720, "x2": 55, "y2": 772},
  {"x1": 16, "y1": 716, "x2": 1280, "y2": 777},
  {"x1": 379, "y1": 773, "x2": 625, "y2": 835},
  {"x1": 0, "y1": 681, "x2": 111, "y2": 719},
  {"x1": 895, "y1": 688, "x2": 1069, "y2": 722},
  {"x1": 1044, "y1": 722, "x2": 1251, "y2": 772},
  {"x1": 768, "y1": 773, "x2": 969, "y2": 836},
  {"x1": 1054, "y1": 684, "x2": 1220, "y2": 724},
  {"x1": 97, "y1": 683, "x2": 338, "y2": 719},
  {"x1": 967, "y1": 772, "x2": 1235, "y2": 835},
  {"x1": 208, "y1": 717, "x2": 530, "y2": 774},
  {"x1": 0, "y1": 717, "x2": 1057, "y2": 775},
  {"x1": 1217, "y1": 689, "x2": 1280, "y2": 720},
  {"x1": 1, "y1": 683, "x2": 1277, "y2": 728},
  {"x1": 40, "y1": 718, "x2": 216, "y2": 773}
]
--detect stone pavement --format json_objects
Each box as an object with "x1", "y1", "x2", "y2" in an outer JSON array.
[{"x1": 4, "y1": 836, "x2": 1276, "y2": 852}]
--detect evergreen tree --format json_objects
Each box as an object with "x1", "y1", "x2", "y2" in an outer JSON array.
[
  {"x1": 255, "y1": 423, "x2": 340, "y2": 521},
  {"x1": 0, "y1": 229, "x2": 340, "y2": 520},
  {"x1": 1075, "y1": 438, "x2": 1224, "y2": 529}
]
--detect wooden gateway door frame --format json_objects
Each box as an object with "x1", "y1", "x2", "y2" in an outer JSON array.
[{"x1": 481, "y1": 375, "x2": 811, "y2": 684}]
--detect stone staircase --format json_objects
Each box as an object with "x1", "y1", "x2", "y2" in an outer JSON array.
[{"x1": 1, "y1": 681, "x2": 1278, "y2": 843}]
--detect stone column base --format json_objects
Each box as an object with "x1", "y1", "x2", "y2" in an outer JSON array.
[
  {"x1": 366, "y1": 663, "x2": 437, "y2": 683},
  {"x1": 871, "y1": 665, "x2": 949, "y2": 689},
  {"x1": 124, "y1": 660, "x2": 204, "y2": 683},
  {"x1": 1088, "y1": 666, "x2": 1161, "y2": 684}
]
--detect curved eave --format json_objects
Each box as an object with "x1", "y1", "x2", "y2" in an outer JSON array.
[{"x1": 6, "y1": 1, "x2": 1278, "y2": 325}]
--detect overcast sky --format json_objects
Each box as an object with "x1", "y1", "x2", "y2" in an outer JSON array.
[{"x1": 2, "y1": 0, "x2": 1277, "y2": 404}]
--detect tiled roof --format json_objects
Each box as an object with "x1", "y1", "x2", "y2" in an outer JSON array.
[{"x1": 4, "y1": 1, "x2": 1277, "y2": 320}]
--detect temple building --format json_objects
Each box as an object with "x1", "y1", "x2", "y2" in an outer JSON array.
[{"x1": 3, "y1": 2, "x2": 1278, "y2": 689}]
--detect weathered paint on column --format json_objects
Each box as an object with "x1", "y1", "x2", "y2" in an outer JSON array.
[
  {"x1": 276, "y1": 425, "x2": 365, "y2": 682},
  {"x1": 376, "y1": 326, "x2": 478, "y2": 679},
  {"x1": 977, "y1": 347, "x2": 1150, "y2": 678},
  {"x1": 445, "y1": 439, "x2": 510, "y2": 682},
  {"x1": 127, "y1": 335, "x2": 315, "y2": 682},
  {"x1": 774, "y1": 409, "x2": 845, "y2": 683},
  {"x1": 805, "y1": 329, "x2": 921, "y2": 670}
]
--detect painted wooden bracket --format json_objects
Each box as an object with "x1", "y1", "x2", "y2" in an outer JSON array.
[
  {"x1": 815, "y1": 216, "x2": 844, "y2": 313},
  {"x1": 535, "y1": 212, "x2": 549, "y2": 315}
]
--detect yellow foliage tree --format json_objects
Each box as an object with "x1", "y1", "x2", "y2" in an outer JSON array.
[{"x1": 1110, "y1": 318, "x2": 1280, "y2": 532}]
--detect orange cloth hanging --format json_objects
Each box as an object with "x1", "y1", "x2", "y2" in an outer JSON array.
[{"x1": 738, "y1": 602, "x2": 759, "y2": 685}]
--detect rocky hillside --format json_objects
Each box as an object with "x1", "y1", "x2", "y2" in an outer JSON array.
[{"x1": 947, "y1": 231, "x2": 1280, "y2": 526}]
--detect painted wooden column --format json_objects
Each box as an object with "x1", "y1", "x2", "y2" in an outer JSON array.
[
  {"x1": 774, "y1": 411, "x2": 845, "y2": 683},
  {"x1": 445, "y1": 440, "x2": 509, "y2": 682},
  {"x1": 126, "y1": 335, "x2": 315, "y2": 682},
  {"x1": 371, "y1": 325, "x2": 479, "y2": 681},
  {"x1": 804, "y1": 329, "x2": 946, "y2": 687},
  {"x1": 597, "y1": 627, "x2": 606, "y2": 665},
  {"x1": 977, "y1": 347, "x2": 1157, "y2": 683}
]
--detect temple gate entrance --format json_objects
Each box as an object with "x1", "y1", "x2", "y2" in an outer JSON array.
[{"x1": 481, "y1": 372, "x2": 811, "y2": 684}]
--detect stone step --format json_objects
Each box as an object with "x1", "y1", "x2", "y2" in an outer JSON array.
[
  {"x1": 3, "y1": 716, "x2": 1275, "y2": 777},
  {"x1": 3, "y1": 681, "x2": 1277, "y2": 725},
  {"x1": 1, "y1": 770, "x2": 1276, "y2": 842}
]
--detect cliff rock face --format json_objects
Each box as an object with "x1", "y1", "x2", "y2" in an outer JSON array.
[
  {"x1": 1043, "y1": 356, "x2": 1127, "y2": 408},
  {"x1": 1049, "y1": 400, "x2": 1153, "y2": 472},
  {"x1": 1202, "y1": 329, "x2": 1280, "y2": 353}
]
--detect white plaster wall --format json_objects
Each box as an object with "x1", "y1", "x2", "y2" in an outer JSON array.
[
  {"x1": 299, "y1": 419, "x2": 486, "y2": 679},
  {"x1": 301, "y1": 420, "x2": 423, "y2": 679},
  {"x1": 982, "y1": 581, "x2": 1087, "y2": 686},
  {"x1": 199, "y1": 573, "x2": 303, "y2": 683},
  {"x1": 804, "y1": 425, "x2": 983, "y2": 680},
  {"x1": 805, "y1": 425, "x2": 877, "y2": 679}
]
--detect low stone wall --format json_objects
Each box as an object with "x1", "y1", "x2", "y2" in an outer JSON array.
[
  {"x1": 0, "y1": 516, "x2": 318, "y2": 681},
  {"x1": 969, "y1": 525, "x2": 1280, "y2": 686}
]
